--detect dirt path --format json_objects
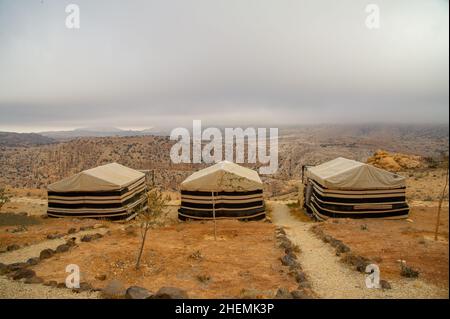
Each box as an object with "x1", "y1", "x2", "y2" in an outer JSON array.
[
  {"x1": 270, "y1": 202, "x2": 448, "y2": 299},
  {"x1": 0, "y1": 277, "x2": 100, "y2": 299},
  {"x1": 0, "y1": 228, "x2": 109, "y2": 265}
]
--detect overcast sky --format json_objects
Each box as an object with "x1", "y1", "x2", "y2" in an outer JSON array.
[{"x1": 0, "y1": 0, "x2": 448, "y2": 132}]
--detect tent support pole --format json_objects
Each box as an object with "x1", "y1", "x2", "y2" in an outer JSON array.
[{"x1": 212, "y1": 191, "x2": 217, "y2": 241}]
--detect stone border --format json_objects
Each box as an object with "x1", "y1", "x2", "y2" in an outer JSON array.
[{"x1": 274, "y1": 227, "x2": 314, "y2": 299}]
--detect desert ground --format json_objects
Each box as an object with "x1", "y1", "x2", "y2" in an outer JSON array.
[{"x1": 0, "y1": 166, "x2": 448, "y2": 299}]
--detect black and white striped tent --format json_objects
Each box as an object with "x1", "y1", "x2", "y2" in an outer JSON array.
[
  {"x1": 178, "y1": 161, "x2": 265, "y2": 221},
  {"x1": 303, "y1": 157, "x2": 409, "y2": 220},
  {"x1": 47, "y1": 163, "x2": 147, "y2": 220}
]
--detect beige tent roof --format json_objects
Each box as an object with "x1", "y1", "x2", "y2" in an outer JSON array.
[
  {"x1": 305, "y1": 157, "x2": 406, "y2": 190},
  {"x1": 181, "y1": 161, "x2": 263, "y2": 192},
  {"x1": 48, "y1": 163, "x2": 145, "y2": 192}
]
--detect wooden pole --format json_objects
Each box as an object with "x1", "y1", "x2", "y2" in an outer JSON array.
[
  {"x1": 434, "y1": 166, "x2": 449, "y2": 241},
  {"x1": 212, "y1": 191, "x2": 217, "y2": 241}
]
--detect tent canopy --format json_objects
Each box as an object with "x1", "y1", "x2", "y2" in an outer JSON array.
[
  {"x1": 305, "y1": 157, "x2": 406, "y2": 190},
  {"x1": 181, "y1": 161, "x2": 263, "y2": 192},
  {"x1": 48, "y1": 163, "x2": 145, "y2": 192}
]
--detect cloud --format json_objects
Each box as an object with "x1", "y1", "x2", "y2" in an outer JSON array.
[{"x1": 0, "y1": 0, "x2": 448, "y2": 131}]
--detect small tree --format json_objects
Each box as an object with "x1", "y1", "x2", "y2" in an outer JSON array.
[
  {"x1": 135, "y1": 188, "x2": 170, "y2": 269},
  {"x1": 0, "y1": 187, "x2": 10, "y2": 211}
]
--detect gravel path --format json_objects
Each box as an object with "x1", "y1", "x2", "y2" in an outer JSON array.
[
  {"x1": 0, "y1": 228, "x2": 109, "y2": 265},
  {"x1": 271, "y1": 202, "x2": 448, "y2": 299},
  {"x1": 0, "y1": 277, "x2": 100, "y2": 299}
]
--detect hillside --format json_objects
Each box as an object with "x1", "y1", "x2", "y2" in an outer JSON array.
[{"x1": 0, "y1": 132, "x2": 55, "y2": 147}]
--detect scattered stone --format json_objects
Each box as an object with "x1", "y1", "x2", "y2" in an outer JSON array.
[
  {"x1": 46, "y1": 233, "x2": 64, "y2": 240},
  {"x1": 125, "y1": 286, "x2": 152, "y2": 299},
  {"x1": 360, "y1": 224, "x2": 368, "y2": 231},
  {"x1": 101, "y1": 280, "x2": 126, "y2": 299},
  {"x1": 151, "y1": 287, "x2": 189, "y2": 299},
  {"x1": 73, "y1": 282, "x2": 93, "y2": 292},
  {"x1": 342, "y1": 253, "x2": 371, "y2": 273},
  {"x1": 56, "y1": 244, "x2": 70, "y2": 253},
  {"x1": 7, "y1": 262, "x2": 27, "y2": 272},
  {"x1": 6, "y1": 244, "x2": 20, "y2": 251},
  {"x1": 12, "y1": 268, "x2": 36, "y2": 280},
  {"x1": 66, "y1": 238, "x2": 77, "y2": 246},
  {"x1": 298, "y1": 281, "x2": 312, "y2": 289},
  {"x1": 275, "y1": 227, "x2": 286, "y2": 236},
  {"x1": 189, "y1": 250, "x2": 203, "y2": 261},
  {"x1": 24, "y1": 276, "x2": 44, "y2": 284},
  {"x1": 293, "y1": 271, "x2": 307, "y2": 283},
  {"x1": 80, "y1": 226, "x2": 94, "y2": 231},
  {"x1": 43, "y1": 280, "x2": 58, "y2": 287},
  {"x1": 336, "y1": 243, "x2": 350, "y2": 254},
  {"x1": 291, "y1": 290, "x2": 312, "y2": 299},
  {"x1": 196, "y1": 274, "x2": 211, "y2": 283},
  {"x1": 67, "y1": 228, "x2": 77, "y2": 234},
  {"x1": 81, "y1": 235, "x2": 93, "y2": 242},
  {"x1": 275, "y1": 288, "x2": 293, "y2": 299},
  {"x1": 400, "y1": 264, "x2": 419, "y2": 278},
  {"x1": 280, "y1": 254, "x2": 298, "y2": 267},
  {"x1": 57, "y1": 282, "x2": 67, "y2": 289},
  {"x1": 26, "y1": 257, "x2": 40, "y2": 266},
  {"x1": 95, "y1": 274, "x2": 107, "y2": 281},
  {"x1": 92, "y1": 233, "x2": 103, "y2": 240},
  {"x1": 380, "y1": 280, "x2": 392, "y2": 290},
  {"x1": 94, "y1": 223, "x2": 107, "y2": 229},
  {"x1": 39, "y1": 248, "x2": 54, "y2": 260}
]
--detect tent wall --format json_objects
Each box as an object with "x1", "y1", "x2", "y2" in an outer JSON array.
[
  {"x1": 47, "y1": 176, "x2": 146, "y2": 220},
  {"x1": 178, "y1": 189, "x2": 265, "y2": 221},
  {"x1": 305, "y1": 179, "x2": 409, "y2": 220}
]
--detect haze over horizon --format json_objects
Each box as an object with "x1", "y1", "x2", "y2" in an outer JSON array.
[{"x1": 0, "y1": 0, "x2": 448, "y2": 132}]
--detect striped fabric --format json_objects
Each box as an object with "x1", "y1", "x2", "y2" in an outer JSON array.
[
  {"x1": 178, "y1": 189, "x2": 265, "y2": 221},
  {"x1": 47, "y1": 176, "x2": 147, "y2": 221},
  {"x1": 306, "y1": 180, "x2": 409, "y2": 220}
]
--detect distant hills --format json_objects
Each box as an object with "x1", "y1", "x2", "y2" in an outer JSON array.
[
  {"x1": 38, "y1": 127, "x2": 166, "y2": 140},
  {"x1": 0, "y1": 132, "x2": 56, "y2": 147}
]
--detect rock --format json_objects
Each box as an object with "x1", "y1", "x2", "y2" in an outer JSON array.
[
  {"x1": 380, "y1": 280, "x2": 392, "y2": 290},
  {"x1": 24, "y1": 276, "x2": 44, "y2": 284},
  {"x1": 26, "y1": 257, "x2": 40, "y2": 266},
  {"x1": 39, "y1": 248, "x2": 54, "y2": 260},
  {"x1": 95, "y1": 274, "x2": 107, "y2": 281},
  {"x1": 80, "y1": 235, "x2": 93, "y2": 242},
  {"x1": 56, "y1": 244, "x2": 70, "y2": 253},
  {"x1": 275, "y1": 288, "x2": 293, "y2": 299},
  {"x1": 342, "y1": 253, "x2": 371, "y2": 273},
  {"x1": 80, "y1": 226, "x2": 94, "y2": 231},
  {"x1": 73, "y1": 282, "x2": 93, "y2": 292},
  {"x1": 92, "y1": 233, "x2": 103, "y2": 240},
  {"x1": 47, "y1": 233, "x2": 63, "y2": 240},
  {"x1": 336, "y1": 243, "x2": 350, "y2": 254},
  {"x1": 68, "y1": 228, "x2": 77, "y2": 234},
  {"x1": 7, "y1": 262, "x2": 27, "y2": 272},
  {"x1": 44, "y1": 280, "x2": 58, "y2": 287},
  {"x1": 101, "y1": 280, "x2": 126, "y2": 299},
  {"x1": 151, "y1": 287, "x2": 189, "y2": 299},
  {"x1": 125, "y1": 286, "x2": 152, "y2": 299},
  {"x1": 293, "y1": 271, "x2": 307, "y2": 283},
  {"x1": 7, "y1": 244, "x2": 20, "y2": 251},
  {"x1": 0, "y1": 263, "x2": 8, "y2": 275},
  {"x1": 291, "y1": 290, "x2": 312, "y2": 299},
  {"x1": 94, "y1": 223, "x2": 107, "y2": 229},
  {"x1": 57, "y1": 282, "x2": 67, "y2": 289},
  {"x1": 66, "y1": 238, "x2": 77, "y2": 246},
  {"x1": 12, "y1": 268, "x2": 36, "y2": 280},
  {"x1": 280, "y1": 254, "x2": 299, "y2": 267},
  {"x1": 275, "y1": 227, "x2": 286, "y2": 235},
  {"x1": 298, "y1": 281, "x2": 312, "y2": 289},
  {"x1": 401, "y1": 264, "x2": 419, "y2": 278}
]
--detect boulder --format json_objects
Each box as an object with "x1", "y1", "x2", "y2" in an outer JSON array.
[
  {"x1": 7, "y1": 262, "x2": 27, "y2": 272},
  {"x1": 56, "y1": 244, "x2": 70, "y2": 253},
  {"x1": 125, "y1": 286, "x2": 152, "y2": 299},
  {"x1": 275, "y1": 288, "x2": 293, "y2": 299},
  {"x1": 151, "y1": 287, "x2": 189, "y2": 299},
  {"x1": 101, "y1": 280, "x2": 127, "y2": 299},
  {"x1": 12, "y1": 268, "x2": 36, "y2": 280},
  {"x1": 7, "y1": 244, "x2": 20, "y2": 251},
  {"x1": 380, "y1": 280, "x2": 392, "y2": 290},
  {"x1": 39, "y1": 249, "x2": 54, "y2": 260},
  {"x1": 26, "y1": 257, "x2": 40, "y2": 266}
]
